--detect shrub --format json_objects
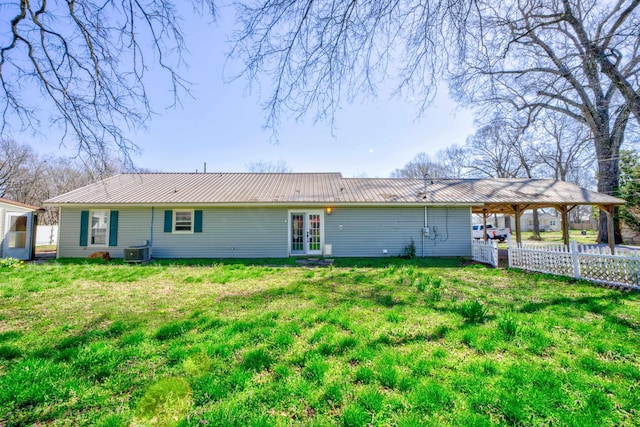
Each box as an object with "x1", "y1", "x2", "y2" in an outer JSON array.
[
  {"x1": 402, "y1": 238, "x2": 417, "y2": 259},
  {"x1": 0, "y1": 257, "x2": 24, "y2": 269}
]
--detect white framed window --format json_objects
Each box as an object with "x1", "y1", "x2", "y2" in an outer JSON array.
[
  {"x1": 549, "y1": 220, "x2": 556, "y2": 226},
  {"x1": 90, "y1": 210, "x2": 109, "y2": 246},
  {"x1": 173, "y1": 210, "x2": 194, "y2": 233}
]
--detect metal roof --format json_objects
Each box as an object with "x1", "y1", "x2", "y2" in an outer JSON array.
[
  {"x1": 0, "y1": 197, "x2": 45, "y2": 211},
  {"x1": 44, "y1": 173, "x2": 625, "y2": 207}
]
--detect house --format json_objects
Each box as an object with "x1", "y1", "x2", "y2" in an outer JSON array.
[
  {"x1": 45, "y1": 173, "x2": 625, "y2": 259},
  {"x1": 0, "y1": 198, "x2": 45, "y2": 261},
  {"x1": 484, "y1": 211, "x2": 561, "y2": 232}
]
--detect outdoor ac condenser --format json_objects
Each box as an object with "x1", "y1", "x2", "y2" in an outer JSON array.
[{"x1": 123, "y1": 245, "x2": 150, "y2": 262}]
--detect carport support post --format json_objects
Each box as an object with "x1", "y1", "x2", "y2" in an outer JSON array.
[
  {"x1": 604, "y1": 206, "x2": 615, "y2": 254},
  {"x1": 560, "y1": 206, "x2": 570, "y2": 247},
  {"x1": 482, "y1": 211, "x2": 488, "y2": 241},
  {"x1": 513, "y1": 205, "x2": 522, "y2": 244},
  {"x1": 596, "y1": 204, "x2": 615, "y2": 254}
]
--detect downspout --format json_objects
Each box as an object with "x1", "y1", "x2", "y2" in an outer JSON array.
[
  {"x1": 423, "y1": 207, "x2": 428, "y2": 258},
  {"x1": 55, "y1": 206, "x2": 61, "y2": 259},
  {"x1": 422, "y1": 173, "x2": 432, "y2": 258},
  {"x1": 149, "y1": 206, "x2": 154, "y2": 257}
]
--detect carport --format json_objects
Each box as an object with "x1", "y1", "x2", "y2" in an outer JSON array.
[{"x1": 465, "y1": 179, "x2": 626, "y2": 252}]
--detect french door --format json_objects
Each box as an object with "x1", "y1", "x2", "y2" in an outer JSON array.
[
  {"x1": 290, "y1": 211, "x2": 323, "y2": 256},
  {"x1": 4, "y1": 212, "x2": 31, "y2": 260}
]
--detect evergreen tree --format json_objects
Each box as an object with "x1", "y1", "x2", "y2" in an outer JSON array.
[{"x1": 618, "y1": 150, "x2": 640, "y2": 234}]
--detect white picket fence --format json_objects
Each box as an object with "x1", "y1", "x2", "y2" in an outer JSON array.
[
  {"x1": 471, "y1": 239, "x2": 499, "y2": 268},
  {"x1": 508, "y1": 239, "x2": 640, "y2": 290}
]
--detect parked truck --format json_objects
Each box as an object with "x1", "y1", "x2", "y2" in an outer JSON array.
[{"x1": 472, "y1": 224, "x2": 510, "y2": 242}]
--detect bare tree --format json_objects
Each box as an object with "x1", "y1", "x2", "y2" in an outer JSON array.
[
  {"x1": 464, "y1": 117, "x2": 525, "y2": 179},
  {"x1": 0, "y1": 139, "x2": 147, "y2": 224},
  {"x1": 436, "y1": 144, "x2": 469, "y2": 179},
  {"x1": 230, "y1": 1, "x2": 467, "y2": 128},
  {"x1": 464, "y1": 114, "x2": 546, "y2": 235},
  {"x1": 0, "y1": 139, "x2": 41, "y2": 198},
  {"x1": 535, "y1": 116, "x2": 594, "y2": 184},
  {"x1": 391, "y1": 152, "x2": 449, "y2": 179},
  {"x1": 0, "y1": 1, "x2": 215, "y2": 169},
  {"x1": 246, "y1": 160, "x2": 292, "y2": 173},
  {"x1": 533, "y1": 113, "x2": 596, "y2": 225},
  {"x1": 451, "y1": 0, "x2": 639, "y2": 243},
  {"x1": 232, "y1": 0, "x2": 639, "y2": 244}
]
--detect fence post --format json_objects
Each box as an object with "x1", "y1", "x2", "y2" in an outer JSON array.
[
  {"x1": 492, "y1": 240, "x2": 498, "y2": 268},
  {"x1": 507, "y1": 233, "x2": 513, "y2": 268},
  {"x1": 570, "y1": 240, "x2": 580, "y2": 279}
]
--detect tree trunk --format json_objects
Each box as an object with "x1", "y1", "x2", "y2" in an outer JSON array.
[
  {"x1": 595, "y1": 136, "x2": 623, "y2": 244},
  {"x1": 531, "y1": 209, "x2": 541, "y2": 240}
]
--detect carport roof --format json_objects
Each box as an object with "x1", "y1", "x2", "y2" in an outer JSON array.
[{"x1": 44, "y1": 173, "x2": 625, "y2": 209}]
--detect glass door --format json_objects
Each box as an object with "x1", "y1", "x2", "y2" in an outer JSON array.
[
  {"x1": 307, "y1": 214, "x2": 321, "y2": 254},
  {"x1": 290, "y1": 211, "x2": 323, "y2": 255},
  {"x1": 290, "y1": 213, "x2": 305, "y2": 255},
  {"x1": 4, "y1": 212, "x2": 31, "y2": 260}
]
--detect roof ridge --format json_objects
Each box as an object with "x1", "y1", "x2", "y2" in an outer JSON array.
[{"x1": 118, "y1": 172, "x2": 344, "y2": 175}]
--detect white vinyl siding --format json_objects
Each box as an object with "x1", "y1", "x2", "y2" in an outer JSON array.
[
  {"x1": 58, "y1": 205, "x2": 473, "y2": 259},
  {"x1": 58, "y1": 207, "x2": 149, "y2": 258},
  {"x1": 153, "y1": 207, "x2": 287, "y2": 258},
  {"x1": 324, "y1": 206, "x2": 472, "y2": 258}
]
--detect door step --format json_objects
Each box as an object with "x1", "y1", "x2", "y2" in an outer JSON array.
[{"x1": 295, "y1": 258, "x2": 335, "y2": 267}]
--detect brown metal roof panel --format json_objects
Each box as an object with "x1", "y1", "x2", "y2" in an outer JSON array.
[{"x1": 44, "y1": 173, "x2": 625, "y2": 206}]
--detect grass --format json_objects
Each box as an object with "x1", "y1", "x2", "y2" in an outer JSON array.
[
  {"x1": 520, "y1": 229, "x2": 600, "y2": 244},
  {"x1": 0, "y1": 257, "x2": 639, "y2": 426}
]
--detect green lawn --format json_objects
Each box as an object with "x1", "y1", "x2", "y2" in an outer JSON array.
[
  {"x1": 520, "y1": 229, "x2": 600, "y2": 244},
  {"x1": 1, "y1": 258, "x2": 639, "y2": 426}
]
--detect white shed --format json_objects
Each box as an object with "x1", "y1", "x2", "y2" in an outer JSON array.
[{"x1": 0, "y1": 198, "x2": 44, "y2": 261}]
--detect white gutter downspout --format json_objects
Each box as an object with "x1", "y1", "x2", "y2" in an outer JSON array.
[
  {"x1": 422, "y1": 172, "x2": 431, "y2": 258},
  {"x1": 56, "y1": 206, "x2": 61, "y2": 259},
  {"x1": 423, "y1": 206, "x2": 428, "y2": 258}
]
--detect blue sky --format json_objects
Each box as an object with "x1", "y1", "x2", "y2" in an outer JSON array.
[{"x1": 24, "y1": 5, "x2": 477, "y2": 178}]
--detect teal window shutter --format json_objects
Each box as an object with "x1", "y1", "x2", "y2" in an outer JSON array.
[
  {"x1": 79, "y1": 210, "x2": 89, "y2": 246},
  {"x1": 164, "y1": 210, "x2": 173, "y2": 232},
  {"x1": 109, "y1": 211, "x2": 119, "y2": 246},
  {"x1": 194, "y1": 210, "x2": 203, "y2": 233}
]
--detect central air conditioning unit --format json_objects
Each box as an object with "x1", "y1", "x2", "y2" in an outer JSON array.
[{"x1": 123, "y1": 245, "x2": 150, "y2": 262}]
